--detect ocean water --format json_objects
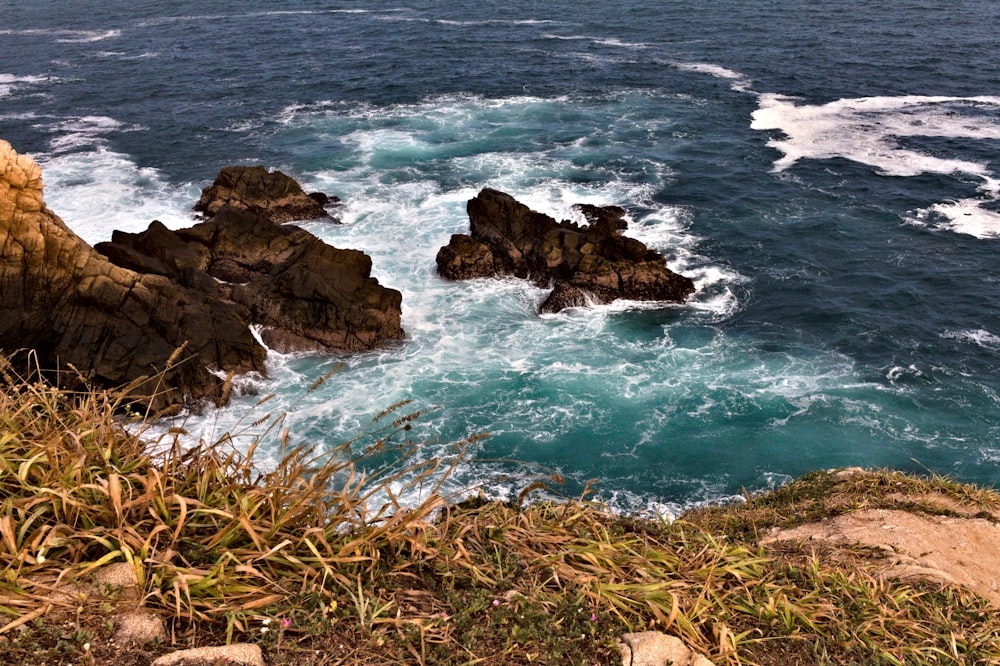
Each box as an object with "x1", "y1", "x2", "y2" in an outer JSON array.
[{"x1": 2, "y1": 1, "x2": 999, "y2": 514}]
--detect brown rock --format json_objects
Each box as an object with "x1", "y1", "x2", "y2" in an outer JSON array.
[
  {"x1": 435, "y1": 233, "x2": 496, "y2": 280},
  {"x1": 194, "y1": 165, "x2": 331, "y2": 224},
  {"x1": 436, "y1": 188, "x2": 695, "y2": 313},
  {"x1": 539, "y1": 282, "x2": 591, "y2": 314},
  {"x1": 98, "y1": 204, "x2": 404, "y2": 355},
  {"x1": 0, "y1": 139, "x2": 266, "y2": 410}
]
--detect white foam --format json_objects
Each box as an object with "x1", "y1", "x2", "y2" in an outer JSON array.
[
  {"x1": 593, "y1": 38, "x2": 649, "y2": 49},
  {"x1": 1, "y1": 28, "x2": 124, "y2": 43},
  {"x1": 675, "y1": 62, "x2": 754, "y2": 93},
  {"x1": 45, "y1": 115, "x2": 136, "y2": 154},
  {"x1": 917, "y1": 199, "x2": 1000, "y2": 238},
  {"x1": 752, "y1": 94, "x2": 1000, "y2": 176},
  {"x1": 58, "y1": 29, "x2": 121, "y2": 43},
  {"x1": 436, "y1": 18, "x2": 557, "y2": 27},
  {"x1": 0, "y1": 73, "x2": 51, "y2": 99},
  {"x1": 752, "y1": 94, "x2": 1000, "y2": 239},
  {"x1": 39, "y1": 149, "x2": 198, "y2": 245},
  {"x1": 542, "y1": 33, "x2": 591, "y2": 41},
  {"x1": 943, "y1": 329, "x2": 1000, "y2": 351}
]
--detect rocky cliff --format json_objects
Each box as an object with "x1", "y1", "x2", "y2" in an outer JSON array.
[{"x1": 0, "y1": 142, "x2": 403, "y2": 409}]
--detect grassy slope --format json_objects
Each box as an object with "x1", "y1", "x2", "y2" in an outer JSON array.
[{"x1": 0, "y1": 360, "x2": 998, "y2": 665}]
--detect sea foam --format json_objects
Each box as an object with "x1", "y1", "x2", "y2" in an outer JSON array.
[{"x1": 751, "y1": 94, "x2": 1000, "y2": 238}]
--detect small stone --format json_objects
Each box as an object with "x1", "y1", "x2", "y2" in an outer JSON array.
[
  {"x1": 151, "y1": 643, "x2": 264, "y2": 666},
  {"x1": 618, "y1": 631, "x2": 715, "y2": 666},
  {"x1": 93, "y1": 562, "x2": 139, "y2": 590},
  {"x1": 114, "y1": 611, "x2": 166, "y2": 645}
]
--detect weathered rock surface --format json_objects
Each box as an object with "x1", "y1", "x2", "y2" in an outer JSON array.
[
  {"x1": 619, "y1": 631, "x2": 715, "y2": 666},
  {"x1": 113, "y1": 611, "x2": 167, "y2": 645},
  {"x1": 0, "y1": 139, "x2": 265, "y2": 409},
  {"x1": 151, "y1": 643, "x2": 265, "y2": 666},
  {"x1": 97, "y1": 206, "x2": 404, "y2": 354},
  {"x1": 194, "y1": 165, "x2": 338, "y2": 223},
  {"x1": 436, "y1": 188, "x2": 695, "y2": 313},
  {"x1": 1, "y1": 140, "x2": 402, "y2": 408}
]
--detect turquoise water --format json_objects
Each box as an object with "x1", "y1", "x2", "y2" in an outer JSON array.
[{"x1": 2, "y1": 1, "x2": 999, "y2": 513}]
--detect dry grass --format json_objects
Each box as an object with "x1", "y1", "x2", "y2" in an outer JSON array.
[{"x1": 0, "y1": 354, "x2": 999, "y2": 665}]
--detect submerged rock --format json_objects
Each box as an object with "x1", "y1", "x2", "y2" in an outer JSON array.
[{"x1": 436, "y1": 188, "x2": 695, "y2": 313}]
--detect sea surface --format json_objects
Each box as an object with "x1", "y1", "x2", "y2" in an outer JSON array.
[{"x1": 3, "y1": 0, "x2": 999, "y2": 514}]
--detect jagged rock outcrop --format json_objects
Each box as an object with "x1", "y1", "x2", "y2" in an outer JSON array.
[
  {"x1": 97, "y1": 206, "x2": 404, "y2": 354},
  {"x1": 0, "y1": 139, "x2": 266, "y2": 409},
  {"x1": 194, "y1": 165, "x2": 339, "y2": 223},
  {"x1": 0, "y1": 140, "x2": 403, "y2": 408},
  {"x1": 436, "y1": 188, "x2": 695, "y2": 313}
]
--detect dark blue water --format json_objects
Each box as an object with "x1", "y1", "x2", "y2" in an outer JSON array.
[{"x1": 3, "y1": 1, "x2": 999, "y2": 513}]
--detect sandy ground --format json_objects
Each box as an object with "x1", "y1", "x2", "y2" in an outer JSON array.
[{"x1": 764, "y1": 489, "x2": 1000, "y2": 607}]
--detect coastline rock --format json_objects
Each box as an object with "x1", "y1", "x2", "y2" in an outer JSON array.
[
  {"x1": 1, "y1": 139, "x2": 402, "y2": 408},
  {"x1": 0, "y1": 139, "x2": 265, "y2": 410},
  {"x1": 436, "y1": 188, "x2": 695, "y2": 313},
  {"x1": 194, "y1": 165, "x2": 338, "y2": 223},
  {"x1": 97, "y1": 205, "x2": 404, "y2": 355}
]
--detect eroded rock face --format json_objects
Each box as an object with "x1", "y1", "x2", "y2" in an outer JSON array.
[
  {"x1": 194, "y1": 165, "x2": 338, "y2": 223},
  {"x1": 1, "y1": 140, "x2": 403, "y2": 409},
  {"x1": 97, "y1": 206, "x2": 404, "y2": 355},
  {"x1": 0, "y1": 139, "x2": 266, "y2": 409},
  {"x1": 436, "y1": 188, "x2": 695, "y2": 313}
]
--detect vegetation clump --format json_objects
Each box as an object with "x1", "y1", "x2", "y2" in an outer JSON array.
[{"x1": 0, "y1": 355, "x2": 998, "y2": 665}]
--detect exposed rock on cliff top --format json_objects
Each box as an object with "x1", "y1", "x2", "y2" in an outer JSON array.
[
  {"x1": 436, "y1": 188, "x2": 695, "y2": 313},
  {"x1": 0, "y1": 142, "x2": 402, "y2": 408}
]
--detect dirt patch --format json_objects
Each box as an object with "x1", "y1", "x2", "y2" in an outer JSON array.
[{"x1": 764, "y1": 508, "x2": 1000, "y2": 606}]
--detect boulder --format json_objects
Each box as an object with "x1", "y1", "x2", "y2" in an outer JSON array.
[
  {"x1": 0, "y1": 139, "x2": 266, "y2": 410},
  {"x1": 436, "y1": 188, "x2": 695, "y2": 313},
  {"x1": 194, "y1": 165, "x2": 337, "y2": 223}
]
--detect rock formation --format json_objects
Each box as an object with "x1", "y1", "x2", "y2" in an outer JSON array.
[
  {"x1": 97, "y1": 205, "x2": 404, "y2": 354},
  {"x1": 436, "y1": 188, "x2": 695, "y2": 313},
  {"x1": 0, "y1": 141, "x2": 402, "y2": 409},
  {"x1": 0, "y1": 139, "x2": 265, "y2": 409},
  {"x1": 194, "y1": 165, "x2": 338, "y2": 223}
]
